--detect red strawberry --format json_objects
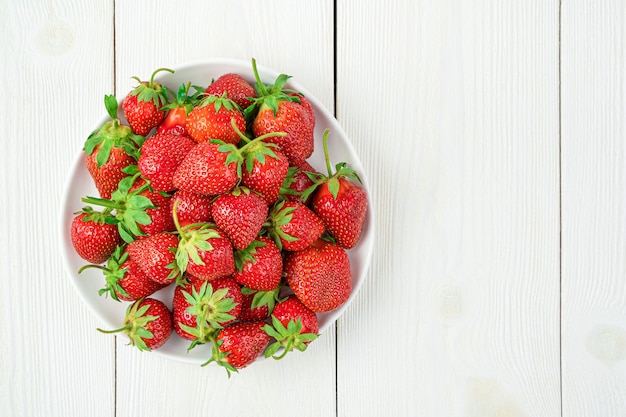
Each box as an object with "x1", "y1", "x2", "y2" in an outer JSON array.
[
  {"x1": 281, "y1": 161, "x2": 318, "y2": 204},
  {"x1": 303, "y1": 130, "x2": 368, "y2": 249},
  {"x1": 266, "y1": 200, "x2": 325, "y2": 251},
  {"x1": 98, "y1": 297, "x2": 173, "y2": 351},
  {"x1": 157, "y1": 82, "x2": 201, "y2": 136},
  {"x1": 169, "y1": 189, "x2": 213, "y2": 227},
  {"x1": 172, "y1": 207, "x2": 235, "y2": 281},
  {"x1": 71, "y1": 208, "x2": 123, "y2": 264},
  {"x1": 129, "y1": 178, "x2": 176, "y2": 237},
  {"x1": 84, "y1": 95, "x2": 144, "y2": 199},
  {"x1": 263, "y1": 294, "x2": 319, "y2": 359},
  {"x1": 240, "y1": 142, "x2": 290, "y2": 205},
  {"x1": 238, "y1": 290, "x2": 269, "y2": 322},
  {"x1": 272, "y1": 295, "x2": 319, "y2": 336},
  {"x1": 206, "y1": 320, "x2": 270, "y2": 376},
  {"x1": 80, "y1": 174, "x2": 170, "y2": 243},
  {"x1": 126, "y1": 232, "x2": 180, "y2": 284},
  {"x1": 233, "y1": 237, "x2": 282, "y2": 291},
  {"x1": 238, "y1": 286, "x2": 283, "y2": 322},
  {"x1": 172, "y1": 276, "x2": 241, "y2": 347},
  {"x1": 137, "y1": 133, "x2": 195, "y2": 192},
  {"x1": 211, "y1": 187, "x2": 268, "y2": 251},
  {"x1": 245, "y1": 59, "x2": 315, "y2": 166},
  {"x1": 186, "y1": 94, "x2": 246, "y2": 145},
  {"x1": 172, "y1": 141, "x2": 240, "y2": 196},
  {"x1": 205, "y1": 73, "x2": 256, "y2": 111},
  {"x1": 122, "y1": 68, "x2": 173, "y2": 136},
  {"x1": 284, "y1": 239, "x2": 351, "y2": 313},
  {"x1": 79, "y1": 246, "x2": 166, "y2": 302}
]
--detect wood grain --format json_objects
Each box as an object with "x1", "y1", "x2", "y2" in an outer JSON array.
[
  {"x1": 336, "y1": 0, "x2": 561, "y2": 415},
  {"x1": 2, "y1": 0, "x2": 626, "y2": 416},
  {"x1": 561, "y1": 1, "x2": 626, "y2": 415},
  {"x1": 0, "y1": 1, "x2": 115, "y2": 416}
]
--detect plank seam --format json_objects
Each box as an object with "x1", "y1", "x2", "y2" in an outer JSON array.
[
  {"x1": 113, "y1": 1, "x2": 118, "y2": 417},
  {"x1": 558, "y1": 1, "x2": 563, "y2": 416},
  {"x1": 333, "y1": 1, "x2": 338, "y2": 416}
]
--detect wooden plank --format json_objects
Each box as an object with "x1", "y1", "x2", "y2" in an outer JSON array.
[
  {"x1": 561, "y1": 1, "x2": 626, "y2": 415},
  {"x1": 0, "y1": 1, "x2": 115, "y2": 416},
  {"x1": 336, "y1": 0, "x2": 561, "y2": 415},
  {"x1": 113, "y1": 1, "x2": 337, "y2": 415}
]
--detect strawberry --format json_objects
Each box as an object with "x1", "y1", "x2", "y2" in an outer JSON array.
[
  {"x1": 266, "y1": 200, "x2": 325, "y2": 251},
  {"x1": 172, "y1": 202, "x2": 235, "y2": 281},
  {"x1": 84, "y1": 95, "x2": 144, "y2": 199},
  {"x1": 240, "y1": 140, "x2": 290, "y2": 205},
  {"x1": 280, "y1": 161, "x2": 318, "y2": 204},
  {"x1": 126, "y1": 232, "x2": 180, "y2": 285},
  {"x1": 245, "y1": 59, "x2": 315, "y2": 166},
  {"x1": 239, "y1": 285, "x2": 283, "y2": 321},
  {"x1": 172, "y1": 276, "x2": 241, "y2": 348},
  {"x1": 128, "y1": 177, "x2": 175, "y2": 237},
  {"x1": 263, "y1": 294, "x2": 319, "y2": 359},
  {"x1": 79, "y1": 246, "x2": 165, "y2": 302},
  {"x1": 70, "y1": 208, "x2": 123, "y2": 264},
  {"x1": 303, "y1": 130, "x2": 368, "y2": 249},
  {"x1": 169, "y1": 189, "x2": 213, "y2": 227},
  {"x1": 122, "y1": 68, "x2": 173, "y2": 136},
  {"x1": 211, "y1": 187, "x2": 268, "y2": 251},
  {"x1": 172, "y1": 141, "x2": 240, "y2": 196},
  {"x1": 239, "y1": 290, "x2": 270, "y2": 322},
  {"x1": 185, "y1": 94, "x2": 246, "y2": 145},
  {"x1": 205, "y1": 73, "x2": 256, "y2": 111},
  {"x1": 98, "y1": 297, "x2": 173, "y2": 351},
  {"x1": 157, "y1": 82, "x2": 202, "y2": 136},
  {"x1": 137, "y1": 133, "x2": 196, "y2": 192},
  {"x1": 284, "y1": 239, "x2": 351, "y2": 313},
  {"x1": 205, "y1": 320, "x2": 270, "y2": 376},
  {"x1": 81, "y1": 173, "x2": 173, "y2": 243},
  {"x1": 233, "y1": 236, "x2": 282, "y2": 291}
]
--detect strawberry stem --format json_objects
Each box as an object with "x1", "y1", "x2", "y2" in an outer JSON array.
[
  {"x1": 321, "y1": 129, "x2": 333, "y2": 177},
  {"x1": 229, "y1": 117, "x2": 286, "y2": 150},
  {"x1": 81, "y1": 196, "x2": 126, "y2": 211},
  {"x1": 96, "y1": 325, "x2": 131, "y2": 334},
  {"x1": 251, "y1": 58, "x2": 268, "y2": 96},
  {"x1": 77, "y1": 264, "x2": 108, "y2": 274},
  {"x1": 149, "y1": 68, "x2": 175, "y2": 87}
]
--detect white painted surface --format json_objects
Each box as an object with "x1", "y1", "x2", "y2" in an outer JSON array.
[{"x1": 0, "y1": 1, "x2": 624, "y2": 416}]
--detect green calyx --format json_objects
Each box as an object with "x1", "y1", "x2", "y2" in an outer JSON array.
[
  {"x1": 81, "y1": 172, "x2": 156, "y2": 243},
  {"x1": 233, "y1": 238, "x2": 267, "y2": 271},
  {"x1": 161, "y1": 82, "x2": 203, "y2": 112},
  {"x1": 74, "y1": 205, "x2": 114, "y2": 225},
  {"x1": 241, "y1": 286, "x2": 283, "y2": 315},
  {"x1": 301, "y1": 129, "x2": 362, "y2": 201},
  {"x1": 78, "y1": 245, "x2": 129, "y2": 302},
  {"x1": 172, "y1": 200, "x2": 221, "y2": 275},
  {"x1": 178, "y1": 281, "x2": 237, "y2": 351},
  {"x1": 202, "y1": 335, "x2": 238, "y2": 378},
  {"x1": 209, "y1": 119, "x2": 286, "y2": 185},
  {"x1": 97, "y1": 299, "x2": 157, "y2": 351},
  {"x1": 129, "y1": 67, "x2": 174, "y2": 107},
  {"x1": 84, "y1": 95, "x2": 145, "y2": 167},
  {"x1": 244, "y1": 58, "x2": 302, "y2": 121},
  {"x1": 198, "y1": 91, "x2": 241, "y2": 113},
  {"x1": 264, "y1": 200, "x2": 299, "y2": 250},
  {"x1": 263, "y1": 316, "x2": 319, "y2": 360}
]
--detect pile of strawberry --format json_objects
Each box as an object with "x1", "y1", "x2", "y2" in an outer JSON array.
[{"x1": 70, "y1": 59, "x2": 368, "y2": 376}]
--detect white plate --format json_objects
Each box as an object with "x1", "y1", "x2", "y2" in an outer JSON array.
[{"x1": 59, "y1": 58, "x2": 375, "y2": 365}]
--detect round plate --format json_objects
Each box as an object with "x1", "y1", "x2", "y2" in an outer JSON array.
[{"x1": 59, "y1": 58, "x2": 375, "y2": 365}]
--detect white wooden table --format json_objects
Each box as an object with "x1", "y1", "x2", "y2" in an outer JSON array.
[{"x1": 1, "y1": 1, "x2": 625, "y2": 416}]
